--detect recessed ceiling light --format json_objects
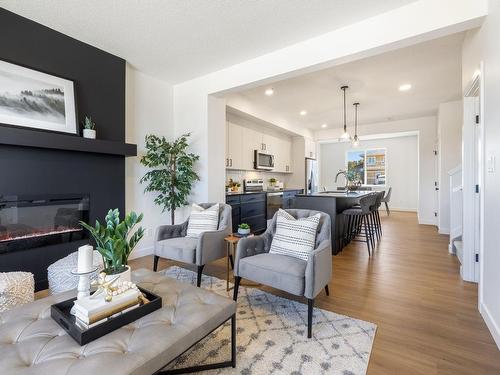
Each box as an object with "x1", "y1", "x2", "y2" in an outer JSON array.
[
  {"x1": 265, "y1": 88, "x2": 274, "y2": 96},
  {"x1": 321, "y1": 123, "x2": 327, "y2": 128},
  {"x1": 300, "y1": 110, "x2": 307, "y2": 116},
  {"x1": 399, "y1": 83, "x2": 412, "y2": 92}
]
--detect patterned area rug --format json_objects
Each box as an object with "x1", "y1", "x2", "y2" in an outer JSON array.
[{"x1": 161, "y1": 266, "x2": 377, "y2": 375}]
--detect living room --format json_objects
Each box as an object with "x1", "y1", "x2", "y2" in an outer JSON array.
[{"x1": 1, "y1": 1, "x2": 500, "y2": 374}]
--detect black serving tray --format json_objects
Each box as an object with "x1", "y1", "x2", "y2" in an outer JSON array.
[{"x1": 51, "y1": 287, "x2": 162, "y2": 345}]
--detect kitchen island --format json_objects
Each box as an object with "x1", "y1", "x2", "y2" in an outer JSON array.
[{"x1": 294, "y1": 191, "x2": 374, "y2": 254}]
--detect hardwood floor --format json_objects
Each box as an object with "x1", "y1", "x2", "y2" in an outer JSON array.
[{"x1": 130, "y1": 211, "x2": 500, "y2": 374}]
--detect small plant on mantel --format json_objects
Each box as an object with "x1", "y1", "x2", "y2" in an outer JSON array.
[
  {"x1": 83, "y1": 116, "x2": 95, "y2": 130},
  {"x1": 80, "y1": 209, "x2": 145, "y2": 275},
  {"x1": 140, "y1": 133, "x2": 199, "y2": 224},
  {"x1": 82, "y1": 115, "x2": 96, "y2": 139}
]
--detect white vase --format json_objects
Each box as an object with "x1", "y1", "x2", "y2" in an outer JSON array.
[
  {"x1": 83, "y1": 129, "x2": 96, "y2": 139},
  {"x1": 104, "y1": 265, "x2": 131, "y2": 285},
  {"x1": 238, "y1": 228, "x2": 250, "y2": 235}
]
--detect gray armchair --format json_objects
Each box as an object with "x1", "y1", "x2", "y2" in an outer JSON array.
[
  {"x1": 153, "y1": 203, "x2": 232, "y2": 287},
  {"x1": 233, "y1": 209, "x2": 332, "y2": 338}
]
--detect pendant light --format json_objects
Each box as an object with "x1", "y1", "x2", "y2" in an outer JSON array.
[
  {"x1": 352, "y1": 102, "x2": 360, "y2": 147},
  {"x1": 340, "y1": 85, "x2": 350, "y2": 140}
]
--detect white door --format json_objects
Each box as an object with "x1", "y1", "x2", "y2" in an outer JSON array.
[
  {"x1": 462, "y1": 95, "x2": 481, "y2": 283},
  {"x1": 473, "y1": 96, "x2": 481, "y2": 281},
  {"x1": 434, "y1": 142, "x2": 439, "y2": 225}
]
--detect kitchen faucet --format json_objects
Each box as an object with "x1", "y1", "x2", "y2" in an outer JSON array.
[{"x1": 335, "y1": 169, "x2": 349, "y2": 191}]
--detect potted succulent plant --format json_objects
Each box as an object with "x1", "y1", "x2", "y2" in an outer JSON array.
[
  {"x1": 80, "y1": 209, "x2": 145, "y2": 283},
  {"x1": 237, "y1": 223, "x2": 251, "y2": 236},
  {"x1": 82, "y1": 116, "x2": 96, "y2": 139}
]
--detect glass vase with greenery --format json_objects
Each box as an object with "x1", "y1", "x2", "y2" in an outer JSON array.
[
  {"x1": 140, "y1": 133, "x2": 199, "y2": 224},
  {"x1": 80, "y1": 209, "x2": 145, "y2": 275}
]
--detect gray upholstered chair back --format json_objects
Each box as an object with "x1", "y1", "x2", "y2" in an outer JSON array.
[
  {"x1": 359, "y1": 194, "x2": 377, "y2": 214},
  {"x1": 196, "y1": 203, "x2": 232, "y2": 231},
  {"x1": 382, "y1": 187, "x2": 392, "y2": 202},
  {"x1": 374, "y1": 191, "x2": 385, "y2": 209},
  {"x1": 264, "y1": 209, "x2": 331, "y2": 249}
]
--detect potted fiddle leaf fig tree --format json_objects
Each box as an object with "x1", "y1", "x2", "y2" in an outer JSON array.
[
  {"x1": 80, "y1": 209, "x2": 145, "y2": 282},
  {"x1": 140, "y1": 133, "x2": 199, "y2": 224}
]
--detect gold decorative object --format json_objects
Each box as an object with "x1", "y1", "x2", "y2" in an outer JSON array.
[{"x1": 91, "y1": 272, "x2": 149, "y2": 304}]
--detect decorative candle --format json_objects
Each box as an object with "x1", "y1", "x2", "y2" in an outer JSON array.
[{"x1": 77, "y1": 245, "x2": 93, "y2": 273}]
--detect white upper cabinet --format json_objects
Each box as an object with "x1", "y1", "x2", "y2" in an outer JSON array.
[
  {"x1": 226, "y1": 121, "x2": 293, "y2": 172},
  {"x1": 305, "y1": 138, "x2": 317, "y2": 159},
  {"x1": 261, "y1": 134, "x2": 275, "y2": 153},
  {"x1": 242, "y1": 126, "x2": 262, "y2": 170},
  {"x1": 273, "y1": 137, "x2": 292, "y2": 173},
  {"x1": 226, "y1": 122, "x2": 244, "y2": 169}
]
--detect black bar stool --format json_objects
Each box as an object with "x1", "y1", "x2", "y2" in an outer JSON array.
[
  {"x1": 342, "y1": 194, "x2": 378, "y2": 255},
  {"x1": 370, "y1": 191, "x2": 385, "y2": 242}
]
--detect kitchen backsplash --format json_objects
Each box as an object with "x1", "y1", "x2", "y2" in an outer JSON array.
[{"x1": 226, "y1": 170, "x2": 293, "y2": 191}]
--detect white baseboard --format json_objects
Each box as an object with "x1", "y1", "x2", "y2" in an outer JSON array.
[
  {"x1": 390, "y1": 207, "x2": 417, "y2": 212},
  {"x1": 439, "y1": 227, "x2": 450, "y2": 235},
  {"x1": 129, "y1": 245, "x2": 153, "y2": 260},
  {"x1": 418, "y1": 217, "x2": 437, "y2": 226},
  {"x1": 378, "y1": 207, "x2": 417, "y2": 213},
  {"x1": 480, "y1": 302, "x2": 500, "y2": 350}
]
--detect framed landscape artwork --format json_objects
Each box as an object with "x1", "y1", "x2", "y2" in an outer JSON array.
[{"x1": 0, "y1": 60, "x2": 77, "y2": 134}]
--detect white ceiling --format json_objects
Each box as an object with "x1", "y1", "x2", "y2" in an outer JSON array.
[
  {"x1": 226, "y1": 33, "x2": 464, "y2": 130},
  {"x1": 0, "y1": 0, "x2": 416, "y2": 83}
]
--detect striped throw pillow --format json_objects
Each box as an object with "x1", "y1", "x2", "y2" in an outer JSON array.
[
  {"x1": 269, "y1": 209, "x2": 320, "y2": 261},
  {"x1": 186, "y1": 203, "x2": 220, "y2": 238}
]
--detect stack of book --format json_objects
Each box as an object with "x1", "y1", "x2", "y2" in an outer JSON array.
[{"x1": 73, "y1": 289, "x2": 140, "y2": 329}]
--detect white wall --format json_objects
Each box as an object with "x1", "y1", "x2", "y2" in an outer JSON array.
[
  {"x1": 437, "y1": 100, "x2": 463, "y2": 234},
  {"x1": 462, "y1": 0, "x2": 500, "y2": 349},
  {"x1": 172, "y1": 0, "x2": 486, "y2": 226},
  {"x1": 315, "y1": 116, "x2": 437, "y2": 224},
  {"x1": 125, "y1": 66, "x2": 173, "y2": 259},
  {"x1": 319, "y1": 136, "x2": 418, "y2": 211}
]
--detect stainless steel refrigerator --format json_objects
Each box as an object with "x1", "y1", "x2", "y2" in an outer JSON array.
[{"x1": 305, "y1": 158, "x2": 318, "y2": 194}]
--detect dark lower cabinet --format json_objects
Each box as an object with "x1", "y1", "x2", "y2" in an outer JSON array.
[
  {"x1": 226, "y1": 193, "x2": 267, "y2": 234},
  {"x1": 283, "y1": 189, "x2": 303, "y2": 209}
]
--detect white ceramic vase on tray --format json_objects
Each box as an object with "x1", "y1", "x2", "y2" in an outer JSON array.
[{"x1": 104, "y1": 266, "x2": 131, "y2": 284}]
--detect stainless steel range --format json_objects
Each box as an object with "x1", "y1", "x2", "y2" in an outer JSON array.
[{"x1": 243, "y1": 179, "x2": 264, "y2": 192}]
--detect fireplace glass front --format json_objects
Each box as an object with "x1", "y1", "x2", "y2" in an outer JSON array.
[{"x1": 0, "y1": 194, "x2": 89, "y2": 254}]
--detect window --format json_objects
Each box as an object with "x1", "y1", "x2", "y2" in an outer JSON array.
[{"x1": 346, "y1": 148, "x2": 386, "y2": 186}]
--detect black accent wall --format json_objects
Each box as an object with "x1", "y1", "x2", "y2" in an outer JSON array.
[{"x1": 0, "y1": 9, "x2": 129, "y2": 290}]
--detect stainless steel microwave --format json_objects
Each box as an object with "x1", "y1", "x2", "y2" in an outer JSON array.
[{"x1": 254, "y1": 150, "x2": 275, "y2": 170}]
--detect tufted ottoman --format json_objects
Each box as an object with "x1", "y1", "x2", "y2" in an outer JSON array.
[
  {"x1": 0, "y1": 272, "x2": 34, "y2": 312},
  {"x1": 0, "y1": 269, "x2": 237, "y2": 375},
  {"x1": 47, "y1": 250, "x2": 104, "y2": 294}
]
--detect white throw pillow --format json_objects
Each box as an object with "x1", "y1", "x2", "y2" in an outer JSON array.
[
  {"x1": 269, "y1": 209, "x2": 320, "y2": 261},
  {"x1": 186, "y1": 203, "x2": 220, "y2": 238}
]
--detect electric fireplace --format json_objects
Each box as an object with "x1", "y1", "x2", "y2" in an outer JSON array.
[{"x1": 0, "y1": 194, "x2": 89, "y2": 254}]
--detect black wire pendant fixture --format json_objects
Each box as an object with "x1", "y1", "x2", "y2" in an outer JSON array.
[
  {"x1": 340, "y1": 85, "x2": 350, "y2": 140},
  {"x1": 352, "y1": 102, "x2": 360, "y2": 147}
]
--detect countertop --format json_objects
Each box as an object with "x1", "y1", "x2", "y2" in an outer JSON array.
[
  {"x1": 296, "y1": 191, "x2": 374, "y2": 198},
  {"x1": 226, "y1": 188, "x2": 303, "y2": 196}
]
